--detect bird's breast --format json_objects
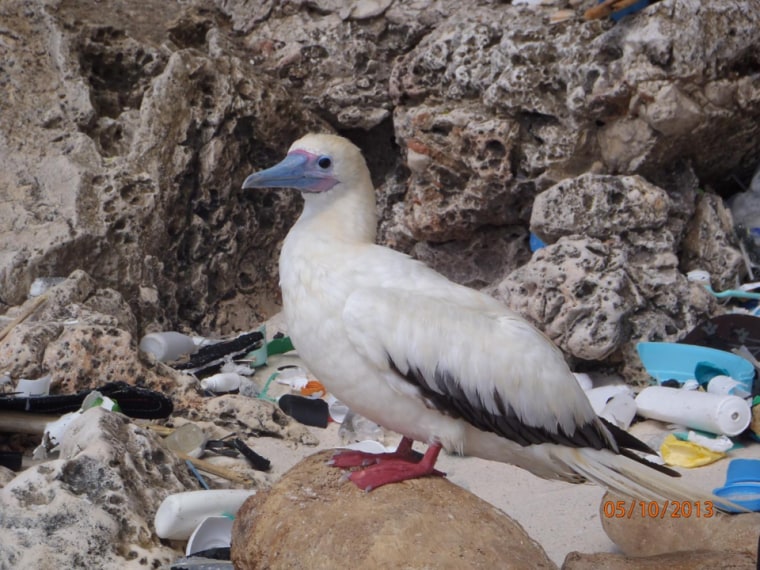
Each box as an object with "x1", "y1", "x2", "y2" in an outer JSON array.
[{"x1": 278, "y1": 235, "x2": 356, "y2": 378}]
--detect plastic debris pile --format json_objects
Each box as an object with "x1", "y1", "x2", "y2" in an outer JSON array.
[{"x1": 574, "y1": 302, "x2": 760, "y2": 513}]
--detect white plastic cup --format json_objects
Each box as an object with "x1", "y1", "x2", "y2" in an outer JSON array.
[
  {"x1": 186, "y1": 516, "x2": 234, "y2": 556},
  {"x1": 16, "y1": 374, "x2": 52, "y2": 397},
  {"x1": 163, "y1": 424, "x2": 207, "y2": 458},
  {"x1": 154, "y1": 489, "x2": 256, "y2": 540},
  {"x1": 635, "y1": 386, "x2": 751, "y2": 436},
  {"x1": 327, "y1": 396, "x2": 349, "y2": 424},
  {"x1": 139, "y1": 332, "x2": 197, "y2": 362}
]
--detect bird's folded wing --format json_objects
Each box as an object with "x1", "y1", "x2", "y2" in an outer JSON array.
[{"x1": 342, "y1": 286, "x2": 614, "y2": 450}]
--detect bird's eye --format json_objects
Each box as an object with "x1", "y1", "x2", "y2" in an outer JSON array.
[{"x1": 317, "y1": 156, "x2": 332, "y2": 169}]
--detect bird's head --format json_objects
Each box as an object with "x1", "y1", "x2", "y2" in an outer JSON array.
[
  {"x1": 242, "y1": 133, "x2": 370, "y2": 196},
  {"x1": 242, "y1": 133, "x2": 377, "y2": 241}
]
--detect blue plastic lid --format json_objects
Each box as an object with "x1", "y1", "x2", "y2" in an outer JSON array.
[
  {"x1": 712, "y1": 483, "x2": 760, "y2": 513},
  {"x1": 637, "y1": 342, "x2": 755, "y2": 391}
]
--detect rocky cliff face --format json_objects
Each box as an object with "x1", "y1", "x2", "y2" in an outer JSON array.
[
  {"x1": 1, "y1": 2, "x2": 760, "y2": 568},
  {"x1": 2, "y1": 0, "x2": 759, "y2": 369}
]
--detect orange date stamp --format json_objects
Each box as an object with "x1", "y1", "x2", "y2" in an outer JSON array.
[{"x1": 602, "y1": 499, "x2": 715, "y2": 519}]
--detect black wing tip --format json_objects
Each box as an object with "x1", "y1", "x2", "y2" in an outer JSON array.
[
  {"x1": 599, "y1": 417, "x2": 658, "y2": 455},
  {"x1": 618, "y1": 447, "x2": 681, "y2": 478},
  {"x1": 599, "y1": 418, "x2": 681, "y2": 478}
]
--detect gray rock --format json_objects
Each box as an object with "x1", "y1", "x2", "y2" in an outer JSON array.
[
  {"x1": 199, "y1": 395, "x2": 319, "y2": 446},
  {"x1": 530, "y1": 174, "x2": 671, "y2": 244},
  {"x1": 498, "y1": 236, "x2": 639, "y2": 362},
  {"x1": 497, "y1": 173, "x2": 718, "y2": 373},
  {"x1": 391, "y1": 1, "x2": 760, "y2": 185},
  {"x1": 412, "y1": 225, "x2": 531, "y2": 289},
  {"x1": 0, "y1": 271, "x2": 200, "y2": 406},
  {"x1": 0, "y1": 0, "x2": 326, "y2": 335},
  {"x1": 394, "y1": 104, "x2": 523, "y2": 242},
  {"x1": 0, "y1": 408, "x2": 197, "y2": 569},
  {"x1": 681, "y1": 193, "x2": 746, "y2": 291}
]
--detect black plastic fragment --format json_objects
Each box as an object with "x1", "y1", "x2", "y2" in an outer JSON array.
[
  {"x1": 173, "y1": 332, "x2": 264, "y2": 376},
  {"x1": 278, "y1": 394, "x2": 329, "y2": 428},
  {"x1": 229, "y1": 438, "x2": 271, "y2": 471}
]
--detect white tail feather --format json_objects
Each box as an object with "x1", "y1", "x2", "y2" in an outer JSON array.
[{"x1": 548, "y1": 446, "x2": 743, "y2": 512}]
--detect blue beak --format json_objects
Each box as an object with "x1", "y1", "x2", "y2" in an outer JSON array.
[
  {"x1": 242, "y1": 153, "x2": 312, "y2": 190},
  {"x1": 243, "y1": 151, "x2": 340, "y2": 195}
]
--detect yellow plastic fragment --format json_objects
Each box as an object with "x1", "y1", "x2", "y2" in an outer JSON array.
[{"x1": 660, "y1": 434, "x2": 726, "y2": 468}]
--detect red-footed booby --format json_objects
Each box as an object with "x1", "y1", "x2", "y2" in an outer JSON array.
[{"x1": 242, "y1": 134, "x2": 714, "y2": 503}]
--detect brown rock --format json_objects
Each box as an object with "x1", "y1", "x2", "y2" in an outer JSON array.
[
  {"x1": 600, "y1": 491, "x2": 760, "y2": 559},
  {"x1": 231, "y1": 450, "x2": 556, "y2": 570},
  {"x1": 562, "y1": 550, "x2": 757, "y2": 570}
]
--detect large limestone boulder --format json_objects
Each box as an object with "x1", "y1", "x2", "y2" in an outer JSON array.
[
  {"x1": 498, "y1": 173, "x2": 719, "y2": 379},
  {"x1": 231, "y1": 450, "x2": 557, "y2": 570},
  {"x1": 390, "y1": 1, "x2": 760, "y2": 235}
]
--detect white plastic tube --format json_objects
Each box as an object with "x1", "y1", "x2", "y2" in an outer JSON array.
[
  {"x1": 139, "y1": 332, "x2": 197, "y2": 362},
  {"x1": 154, "y1": 489, "x2": 256, "y2": 540},
  {"x1": 635, "y1": 386, "x2": 751, "y2": 436}
]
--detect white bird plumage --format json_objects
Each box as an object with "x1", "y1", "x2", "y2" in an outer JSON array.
[{"x1": 243, "y1": 133, "x2": 724, "y2": 503}]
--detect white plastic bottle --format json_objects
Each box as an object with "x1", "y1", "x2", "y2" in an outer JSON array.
[
  {"x1": 154, "y1": 489, "x2": 256, "y2": 540},
  {"x1": 635, "y1": 386, "x2": 751, "y2": 437},
  {"x1": 139, "y1": 332, "x2": 197, "y2": 362}
]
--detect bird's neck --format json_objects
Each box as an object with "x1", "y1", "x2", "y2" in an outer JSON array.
[{"x1": 293, "y1": 183, "x2": 377, "y2": 244}]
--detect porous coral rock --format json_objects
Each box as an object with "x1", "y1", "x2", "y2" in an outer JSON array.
[{"x1": 0, "y1": 408, "x2": 196, "y2": 569}]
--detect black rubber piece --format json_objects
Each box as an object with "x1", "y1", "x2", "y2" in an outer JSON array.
[{"x1": 0, "y1": 381, "x2": 173, "y2": 419}]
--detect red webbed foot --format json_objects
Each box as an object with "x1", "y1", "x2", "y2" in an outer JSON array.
[
  {"x1": 337, "y1": 441, "x2": 445, "y2": 491},
  {"x1": 329, "y1": 436, "x2": 419, "y2": 468}
]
